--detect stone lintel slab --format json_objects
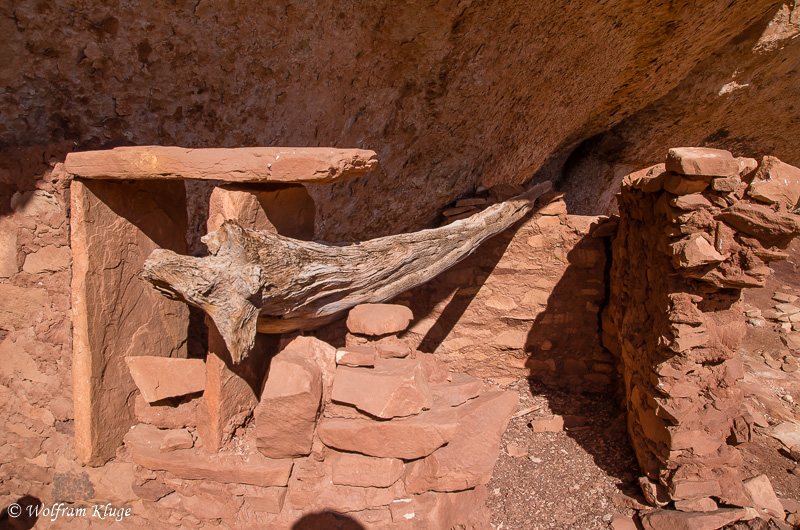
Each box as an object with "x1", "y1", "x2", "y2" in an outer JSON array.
[{"x1": 64, "y1": 146, "x2": 377, "y2": 184}]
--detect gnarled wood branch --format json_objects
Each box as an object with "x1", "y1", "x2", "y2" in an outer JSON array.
[{"x1": 143, "y1": 181, "x2": 552, "y2": 362}]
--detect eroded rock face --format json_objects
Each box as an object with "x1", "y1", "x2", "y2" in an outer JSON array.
[
  {"x1": 1, "y1": 1, "x2": 783, "y2": 241},
  {"x1": 562, "y1": 5, "x2": 800, "y2": 216}
]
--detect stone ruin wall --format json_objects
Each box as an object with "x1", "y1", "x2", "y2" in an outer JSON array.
[
  {"x1": 0, "y1": 145, "x2": 613, "y2": 525},
  {"x1": 605, "y1": 149, "x2": 800, "y2": 514}
]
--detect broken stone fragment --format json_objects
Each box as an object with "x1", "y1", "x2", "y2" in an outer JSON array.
[
  {"x1": 317, "y1": 402, "x2": 459, "y2": 459},
  {"x1": 669, "y1": 234, "x2": 724, "y2": 268},
  {"x1": 717, "y1": 202, "x2": 800, "y2": 248},
  {"x1": 335, "y1": 345, "x2": 377, "y2": 367},
  {"x1": 743, "y1": 474, "x2": 785, "y2": 519},
  {"x1": 663, "y1": 172, "x2": 710, "y2": 195},
  {"x1": 330, "y1": 358, "x2": 432, "y2": 419},
  {"x1": 416, "y1": 353, "x2": 451, "y2": 384},
  {"x1": 729, "y1": 414, "x2": 753, "y2": 445},
  {"x1": 403, "y1": 390, "x2": 518, "y2": 493},
  {"x1": 430, "y1": 372, "x2": 484, "y2": 407},
  {"x1": 773, "y1": 291, "x2": 799, "y2": 303},
  {"x1": 673, "y1": 497, "x2": 718, "y2": 512},
  {"x1": 668, "y1": 478, "x2": 721, "y2": 501},
  {"x1": 388, "y1": 485, "x2": 488, "y2": 528},
  {"x1": 746, "y1": 155, "x2": 800, "y2": 209},
  {"x1": 711, "y1": 175, "x2": 742, "y2": 192},
  {"x1": 639, "y1": 507, "x2": 749, "y2": 530},
  {"x1": 159, "y1": 429, "x2": 194, "y2": 453},
  {"x1": 346, "y1": 303, "x2": 414, "y2": 336},
  {"x1": 776, "y1": 302, "x2": 800, "y2": 315},
  {"x1": 328, "y1": 451, "x2": 404, "y2": 488},
  {"x1": 371, "y1": 335, "x2": 412, "y2": 359},
  {"x1": 286, "y1": 457, "x2": 405, "y2": 513},
  {"x1": 124, "y1": 356, "x2": 205, "y2": 403},
  {"x1": 255, "y1": 345, "x2": 323, "y2": 459},
  {"x1": 770, "y1": 421, "x2": 800, "y2": 449},
  {"x1": 623, "y1": 164, "x2": 667, "y2": 192},
  {"x1": 671, "y1": 194, "x2": 713, "y2": 211},
  {"x1": 528, "y1": 415, "x2": 565, "y2": 432},
  {"x1": 665, "y1": 147, "x2": 740, "y2": 177}
]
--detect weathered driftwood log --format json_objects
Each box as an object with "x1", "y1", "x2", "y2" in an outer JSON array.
[{"x1": 143, "y1": 181, "x2": 552, "y2": 363}]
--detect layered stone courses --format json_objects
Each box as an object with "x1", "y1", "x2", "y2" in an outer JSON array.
[
  {"x1": 606, "y1": 148, "x2": 800, "y2": 515},
  {"x1": 124, "y1": 304, "x2": 514, "y2": 526}
]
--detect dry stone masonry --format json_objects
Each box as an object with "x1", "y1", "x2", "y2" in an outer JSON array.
[
  {"x1": 605, "y1": 147, "x2": 800, "y2": 521},
  {"x1": 123, "y1": 303, "x2": 515, "y2": 528}
]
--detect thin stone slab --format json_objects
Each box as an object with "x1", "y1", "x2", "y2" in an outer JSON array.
[
  {"x1": 317, "y1": 402, "x2": 459, "y2": 459},
  {"x1": 329, "y1": 451, "x2": 404, "y2": 488},
  {"x1": 125, "y1": 356, "x2": 205, "y2": 403},
  {"x1": 403, "y1": 391, "x2": 519, "y2": 493},
  {"x1": 665, "y1": 147, "x2": 740, "y2": 177},
  {"x1": 197, "y1": 321, "x2": 272, "y2": 453},
  {"x1": 331, "y1": 358, "x2": 432, "y2": 419},
  {"x1": 71, "y1": 179, "x2": 189, "y2": 465},
  {"x1": 125, "y1": 423, "x2": 293, "y2": 487},
  {"x1": 64, "y1": 146, "x2": 377, "y2": 183}
]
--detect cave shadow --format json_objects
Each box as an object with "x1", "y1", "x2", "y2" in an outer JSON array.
[
  {"x1": 522, "y1": 232, "x2": 639, "y2": 489},
  {"x1": 0, "y1": 144, "x2": 73, "y2": 220},
  {"x1": 291, "y1": 510, "x2": 366, "y2": 530},
  {"x1": 0, "y1": 496, "x2": 42, "y2": 530}
]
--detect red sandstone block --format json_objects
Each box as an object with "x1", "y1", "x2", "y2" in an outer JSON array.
[
  {"x1": 331, "y1": 358, "x2": 432, "y2": 419},
  {"x1": 124, "y1": 423, "x2": 293, "y2": 487},
  {"x1": 329, "y1": 451, "x2": 404, "y2": 488},
  {"x1": 255, "y1": 348, "x2": 322, "y2": 458},
  {"x1": 317, "y1": 402, "x2": 459, "y2": 459},
  {"x1": 65, "y1": 146, "x2": 377, "y2": 184},
  {"x1": 665, "y1": 147, "x2": 740, "y2": 177},
  {"x1": 335, "y1": 345, "x2": 377, "y2": 367},
  {"x1": 403, "y1": 390, "x2": 518, "y2": 493},
  {"x1": 346, "y1": 303, "x2": 414, "y2": 336},
  {"x1": 125, "y1": 356, "x2": 205, "y2": 403}
]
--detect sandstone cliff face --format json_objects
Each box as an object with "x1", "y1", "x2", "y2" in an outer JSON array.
[
  {"x1": 0, "y1": 0, "x2": 785, "y2": 240},
  {"x1": 561, "y1": 3, "x2": 800, "y2": 215}
]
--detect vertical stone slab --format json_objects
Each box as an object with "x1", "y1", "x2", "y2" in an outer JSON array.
[
  {"x1": 71, "y1": 179, "x2": 189, "y2": 465},
  {"x1": 196, "y1": 321, "x2": 273, "y2": 452}
]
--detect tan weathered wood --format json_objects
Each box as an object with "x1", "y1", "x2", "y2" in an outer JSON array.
[
  {"x1": 64, "y1": 146, "x2": 377, "y2": 183},
  {"x1": 143, "y1": 182, "x2": 552, "y2": 363}
]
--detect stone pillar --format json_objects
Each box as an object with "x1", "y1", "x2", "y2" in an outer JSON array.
[
  {"x1": 604, "y1": 148, "x2": 800, "y2": 505},
  {"x1": 197, "y1": 182, "x2": 315, "y2": 451}
]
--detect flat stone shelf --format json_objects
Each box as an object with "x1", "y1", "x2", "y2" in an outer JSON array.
[{"x1": 64, "y1": 146, "x2": 378, "y2": 183}]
